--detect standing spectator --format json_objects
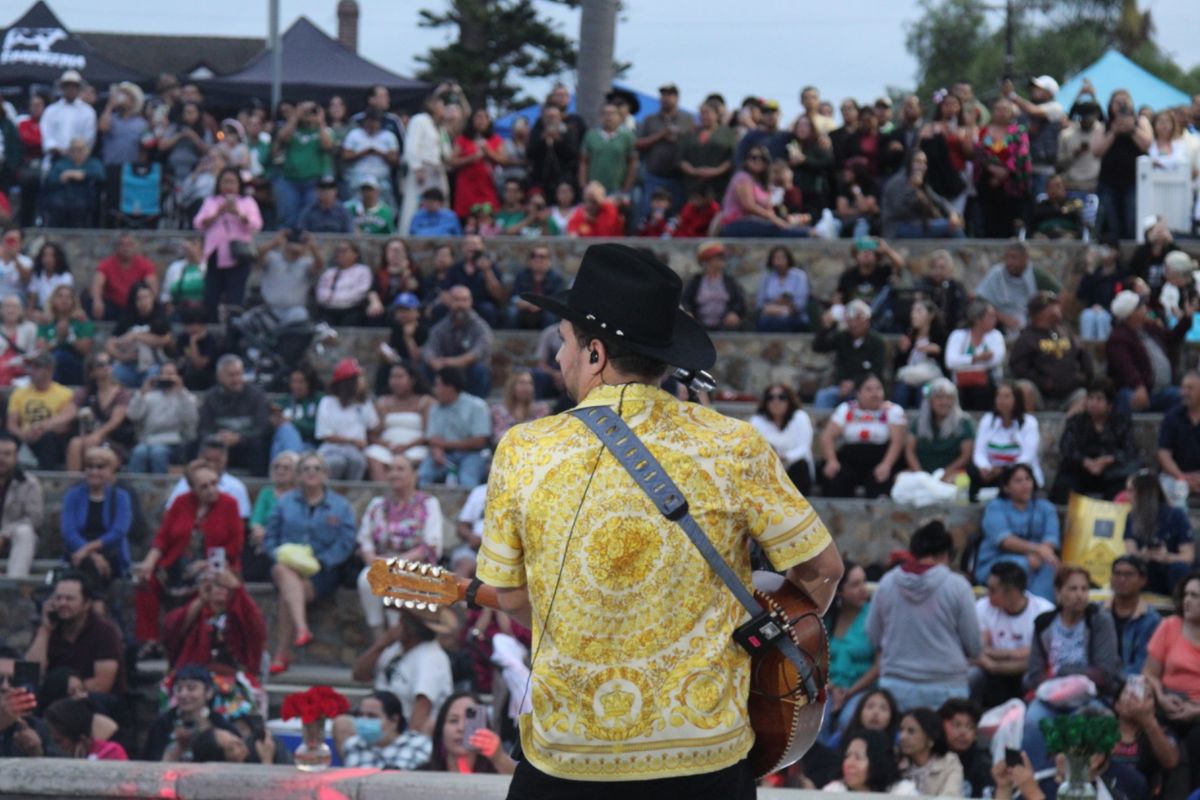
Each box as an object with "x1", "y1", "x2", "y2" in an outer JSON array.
[
  {"x1": 44, "y1": 697, "x2": 127, "y2": 761},
  {"x1": 680, "y1": 101, "x2": 735, "y2": 201},
  {"x1": 43, "y1": 138, "x2": 104, "y2": 228},
  {"x1": 314, "y1": 240, "x2": 373, "y2": 326},
  {"x1": 819, "y1": 374, "x2": 907, "y2": 498},
  {"x1": 898, "y1": 708, "x2": 964, "y2": 798},
  {"x1": 978, "y1": 464, "x2": 1060, "y2": 600},
  {"x1": 970, "y1": 562, "x2": 1053, "y2": 708},
  {"x1": 399, "y1": 87, "x2": 450, "y2": 237},
  {"x1": 1105, "y1": 555, "x2": 1162, "y2": 678},
  {"x1": 1010, "y1": 76, "x2": 1066, "y2": 198},
  {"x1": 681, "y1": 240, "x2": 746, "y2": 332},
  {"x1": 579, "y1": 103, "x2": 637, "y2": 198},
  {"x1": 419, "y1": 368, "x2": 491, "y2": 489},
  {"x1": 812, "y1": 300, "x2": 887, "y2": 409},
  {"x1": 39, "y1": 71, "x2": 96, "y2": 164},
  {"x1": 635, "y1": 83, "x2": 693, "y2": 218},
  {"x1": 24, "y1": 571, "x2": 125, "y2": 698},
  {"x1": 346, "y1": 178, "x2": 395, "y2": 236},
  {"x1": 36, "y1": 284, "x2": 92, "y2": 387},
  {"x1": 408, "y1": 188, "x2": 463, "y2": 237},
  {"x1": 822, "y1": 562, "x2": 878, "y2": 740},
  {"x1": 718, "y1": 146, "x2": 808, "y2": 237},
  {"x1": 938, "y1": 699, "x2": 994, "y2": 799},
  {"x1": 1057, "y1": 98, "x2": 1102, "y2": 194},
  {"x1": 450, "y1": 109, "x2": 504, "y2": 221},
  {"x1": 903, "y1": 378, "x2": 975, "y2": 482},
  {"x1": 6, "y1": 351, "x2": 76, "y2": 469},
  {"x1": 1123, "y1": 471, "x2": 1194, "y2": 596},
  {"x1": 974, "y1": 242, "x2": 1060, "y2": 333},
  {"x1": 91, "y1": 233, "x2": 158, "y2": 322},
  {"x1": 1009, "y1": 291, "x2": 1091, "y2": 414},
  {"x1": 1075, "y1": 242, "x2": 1125, "y2": 342},
  {"x1": 943, "y1": 299, "x2": 1005, "y2": 410},
  {"x1": 105, "y1": 283, "x2": 171, "y2": 389},
  {"x1": 15, "y1": 94, "x2": 46, "y2": 229},
  {"x1": 508, "y1": 246, "x2": 565, "y2": 330},
  {"x1": 974, "y1": 99, "x2": 1031, "y2": 239},
  {"x1": 1050, "y1": 379, "x2": 1138, "y2": 503},
  {"x1": 295, "y1": 175, "x2": 352, "y2": 234},
  {"x1": 64, "y1": 353, "x2": 133, "y2": 472},
  {"x1": 784, "y1": 116, "x2": 835, "y2": 218},
  {"x1": 159, "y1": 102, "x2": 211, "y2": 192},
  {"x1": 754, "y1": 245, "x2": 809, "y2": 332},
  {"x1": 1143, "y1": 571, "x2": 1200, "y2": 791},
  {"x1": 342, "y1": 108, "x2": 400, "y2": 198},
  {"x1": 565, "y1": 181, "x2": 623, "y2": 237},
  {"x1": 867, "y1": 521, "x2": 982, "y2": 712},
  {"x1": 489, "y1": 369, "x2": 549, "y2": 446},
  {"x1": 127, "y1": 363, "x2": 197, "y2": 474},
  {"x1": 0, "y1": 229, "x2": 32, "y2": 306},
  {"x1": 423, "y1": 287, "x2": 493, "y2": 399},
  {"x1": 97, "y1": 81, "x2": 147, "y2": 207},
  {"x1": 193, "y1": 168, "x2": 262, "y2": 319},
  {"x1": 315, "y1": 358, "x2": 378, "y2": 480},
  {"x1": 197, "y1": 355, "x2": 271, "y2": 476},
  {"x1": 526, "y1": 104, "x2": 578, "y2": 200},
  {"x1": 1093, "y1": 90, "x2": 1152, "y2": 240},
  {"x1": 0, "y1": 432, "x2": 42, "y2": 578},
  {"x1": 749, "y1": 384, "x2": 814, "y2": 494},
  {"x1": 1106, "y1": 290, "x2": 1192, "y2": 414},
  {"x1": 917, "y1": 91, "x2": 974, "y2": 216},
  {"x1": 496, "y1": 116, "x2": 529, "y2": 191},
  {"x1": 1158, "y1": 371, "x2": 1200, "y2": 509},
  {"x1": 272, "y1": 101, "x2": 333, "y2": 230},
  {"x1": 264, "y1": 452, "x2": 356, "y2": 674}
]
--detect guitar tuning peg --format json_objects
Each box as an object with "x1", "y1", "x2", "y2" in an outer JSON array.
[
  {"x1": 382, "y1": 596, "x2": 392, "y2": 608},
  {"x1": 387, "y1": 557, "x2": 397, "y2": 568},
  {"x1": 403, "y1": 600, "x2": 416, "y2": 609},
  {"x1": 428, "y1": 604, "x2": 438, "y2": 613},
  {"x1": 432, "y1": 566, "x2": 443, "y2": 577},
  {"x1": 420, "y1": 564, "x2": 431, "y2": 575}
]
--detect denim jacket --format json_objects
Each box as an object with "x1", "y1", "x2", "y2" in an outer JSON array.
[
  {"x1": 1104, "y1": 598, "x2": 1162, "y2": 677},
  {"x1": 264, "y1": 488, "x2": 356, "y2": 570}
]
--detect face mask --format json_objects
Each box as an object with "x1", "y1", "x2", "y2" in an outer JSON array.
[{"x1": 355, "y1": 716, "x2": 383, "y2": 746}]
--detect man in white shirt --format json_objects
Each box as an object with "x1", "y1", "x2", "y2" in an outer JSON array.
[
  {"x1": 342, "y1": 108, "x2": 400, "y2": 197},
  {"x1": 969, "y1": 561, "x2": 1053, "y2": 707},
  {"x1": 165, "y1": 436, "x2": 251, "y2": 518},
  {"x1": 1011, "y1": 75, "x2": 1066, "y2": 198},
  {"x1": 39, "y1": 71, "x2": 97, "y2": 169}
]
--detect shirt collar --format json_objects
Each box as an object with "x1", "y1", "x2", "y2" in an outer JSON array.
[{"x1": 575, "y1": 382, "x2": 673, "y2": 411}]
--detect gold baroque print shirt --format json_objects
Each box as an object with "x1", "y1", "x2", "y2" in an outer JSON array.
[{"x1": 477, "y1": 383, "x2": 832, "y2": 781}]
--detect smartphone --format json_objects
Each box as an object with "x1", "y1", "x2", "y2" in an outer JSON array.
[
  {"x1": 462, "y1": 704, "x2": 487, "y2": 750},
  {"x1": 207, "y1": 547, "x2": 227, "y2": 576},
  {"x1": 245, "y1": 713, "x2": 266, "y2": 742},
  {"x1": 1005, "y1": 748, "x2": 1023, "y2": 768},
  {"x1": 1128, "y1": 674, "x2": 1147, "y2": 701},
  {"x1": 13, "y1": 661, "x2": 40, "y2": 695},
  {"x1": 155, "y1": 378, "x2": 174, "y2": 390}
]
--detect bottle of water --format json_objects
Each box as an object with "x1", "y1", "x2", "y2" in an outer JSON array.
[{"x1": 445, "y1": 463, "x2": 459, "y2": 487}]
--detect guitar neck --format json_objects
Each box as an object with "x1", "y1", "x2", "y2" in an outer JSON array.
[{"x1": 456, "y1": 577, "x2": 501, "y2": 613}]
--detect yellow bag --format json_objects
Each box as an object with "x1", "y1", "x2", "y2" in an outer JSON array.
[
  {"x1": 273, "y1": 543, "x2": 320, "y2": 578},
  {"x1": 1062, "y1": 492, "x2": 1129, "y2": 588}
]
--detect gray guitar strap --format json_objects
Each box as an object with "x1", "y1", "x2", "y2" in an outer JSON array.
[{"x1": 570, "y1": 404, "x2": 820, "y2": 700}]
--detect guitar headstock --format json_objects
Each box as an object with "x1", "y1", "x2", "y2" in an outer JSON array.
[{"x1": 366, "y1": 558, "x2": 461, "y2": 611}]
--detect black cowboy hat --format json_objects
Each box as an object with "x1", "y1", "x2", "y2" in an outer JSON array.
[
  {"x1": 605, "y1": 87, "x2": 641, "y2": 116},
  {"x1": 523, "y1": 244, "x2": 715, "y2": 371}
]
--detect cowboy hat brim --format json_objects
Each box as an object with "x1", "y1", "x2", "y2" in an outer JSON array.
[{"x1": 523, "y1": 290, "x2": 716, "y2": 371}]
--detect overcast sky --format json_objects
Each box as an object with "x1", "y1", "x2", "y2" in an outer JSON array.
[{"x1": 28, "y1": 0, "x2": 1200, "y2": 117}]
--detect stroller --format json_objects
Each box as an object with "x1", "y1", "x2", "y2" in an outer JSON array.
[{"x1": 227, "y1": 306, "x2": 329, "y2": 392}]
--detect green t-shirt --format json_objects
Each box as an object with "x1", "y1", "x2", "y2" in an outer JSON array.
[
  {"x1": 582, "y1": 128, "x2": 635, "y2": 193},
  {"x1": 250, "y1": 485, "x2": 278, "y2": 528},
  {"x1": 37, "y1": 318, "x2": 95, "y2": 349},
  {"x1": 911, "y1": 415, "x2": 977, "y2": 473},
  {"x1": 169, "y1": 262, "x2": 206, "y2": 304},
  {"x1": 282, "y1": 125, "x2": 332, "y2": 181},
  {"x1": 280, "y1": 392, "x2": 323, "y2": 444},
  {"x1": 346, "y1": 199, "x2": 396, "y2": 235},
  {"x1": 496, "y1": 209, "x2": 526, "y2": 232}
]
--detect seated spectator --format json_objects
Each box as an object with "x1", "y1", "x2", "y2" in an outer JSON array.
[
  {"x1": 315, "y1": 358, "x2": 378, "y2": 481},
  {"x1": 36, "y1": 283, "x2": 93, "y2": 387},
  {"x1": 892, "y1": 299, "x2": 947, "y2": 409},
  {"x1": 162, "y1": 568, "x2": 265, "y2": 682},
  {"x1": 835, "y1": 238, "x2": 906, "y2": 332},
  {"x1": 0, "y1": 229, "x2": 32, "y2": 306},
  {"x1": 315, "y1": 240, "x2": 373, "y2": 326},
  {"x1": 1144, "y1": 570, "x2": 1200, "y2": 791},
  {"x1": 25, "y1": 571, "x2": 125, "y2": 703},
  {"x1": 0, "y1": 432, "x2": 43, "y2": 578},
  {"x1": 1110, "y1": 675, "x2": 1181, "y2": 798},
  {"x1": 167, "y1": 437, "x2": 252, "y2": 520},
  {"x1": 133, "y1": 460, "x2": 244, "y2": 653},
  {"x1": 813, "y1": 300, "x2": 887, "y2": 409},
  {"x1": 0, "y1": 646, "x2": 50, "y2": 758},
  {"x1": 754, "y1": 245, "x2": 809, "y2": 333},
  {"x1": 679, "y1": 240, "x2": 747, "y2": 328},
  {"x1": 423, "y1": 287, "x2": 493, "y2": 400},
  {"x1": 446, "y1": 238, "x2": 506, "y2": 328},
  {"x1": 190, "y1": 725, "x2": 284, "y2": 765},
  {"x1": 90, "y1": 233, "x2": 158, "y2": 322},
  {"x1": 246, "y1": 229, "x2": 322, "y2": 329},
  {"x1": 368, "y1": 362, "x2": 431, "y2": 482},
  {"x1": 867, "y1": 521, "x2": 981, "y2": 713},
  {"x1": 44, "y1": 697, "x2": 127, "y2": 760},
  {"x1": 903, "y1": 378, "x2": 974, "y2": 483},
  {"x1": 1107, "y1": 290, "x2": 1191, "y2": 414},
  {"x1": 193, "y1": 167, "x2": 262, "y2": 318},
  {"x1": 636, "y1": 188, "x2": 672, "y2": 237},
  {"x1": 1030, "y1": 173, "x2": 1084, "y2": 239},
  {"x1": 419, "y1": 368, "x2": 491, "y2": 489},
  {"x1": 898, "y1": 707, "x2": 963, "y2": 797},
  {"x1": 352, "y1": 608, "x2": 455, "y2": 736},
  {"x1": 494, "y1": 178, "x2": 528, "y2": 233},
  {"x1": 548, "y1": 181, "x2": 578, "y2": 233},
  {"x1": 508, "y1": 245, "x2": 565, "y2": 330},
  {"x1": 768, "y1": 160, "x2": 809, "y2": 228},
  {"x1": 421, "y1": 691, "x2": 516, "y2": 774},
  {"x1": 668, "y1": 187, "x2": 721, "y2": 239},
  {"x1": 6, "y1": 351, "x2": 77, "y2": 469},
  {"x1": 37, "y1": 668, "x2": 119, "y2": 743},
  {"x1": 490, "y1": 369, "x2": 549, "y2": 447},
  {"x1": 989, "y1": 751, "x2": 1045, "y2": 800},
  {"x1": 408, "y1": 188, "x2": 462, "y2": 237},
  {"x1": 880, "y1": 150, "x2": 964, "y2": 239},
  {"x1": 60, "y1": 446, "x2": 130, "y2": 593},
  {"x1": 1022, "y1": 566, "x2": 1121, "y2": 770},
  {"x1": 822, "y1": 562, "x2": 878, "y2": 743},
  {"x1": 295, "y1": 176, "x2": 352, "y2": 234},
  {"x1": 356, "y1": 455, "x2": 443, "y2": 641},
  {"x1": 332, "y1": 690, "x2": 431, "y2": 770},
  {"x1": 1158, "y1": 250, "x2": 1199, "y2": 327},
  {"x1": 44, "y1": 138, "x2": 104, "y2": 228},
  {"x1": 944, "y1": 300, "x2": 1005, "y2": 412},
  {"x1": 833, "y1": 160, "x2": 880, "y2": 239},
  {"x1": 508, "y1": 191, "x2": 562, "y2": 238},
  {"x1": 0, "y1": 296, "x2": 36, "y2": 387},
  {"x1": 1105, "y1": 555, "x2": 1161, "y2": 678},
  {"x1": 1124, "y1": 471, "x2": 1194, "y2": 596},
  {"x1": 718, "y1": 145, "x2": 807, "y2": 237},
  {"x1": 974, "y1": 241, "x2": 1060, "y2": 333},
  {"x1": 823, "y1": 728, "x2": 916, "y2": 794},
  {"x1": 974, "y1": 380, "x2": 1043, "y2": 493},
  {"x1": 1157, "y1": 371, "x2": 1200, "y2": 510},
  {"x1": 749, "y1": 383, "x2": 814, "y2": 494},
  {"x1": 142, "y1": 664, "x2": 238, "y2": 762},
  {"x1": 175, "y1": 307, "x2": 218, "y2": 391},
  {"x1": 272, "y1": 364, "x2": 324, "y2": 459},
  {"x1": 159, "y1": 238, "x2": 205, "y2": 318},
  {"x1": 938, "y1": 699, "x2": 994, "y2": 799},
  {"x1": 1010, "y1": 291, "x2": 1091, "y2": 414},
  {"x1": 842, "y1": 688, "x2": 902, "y2": 749},
  {"x1": 819, "y1": 374, "x2": 906, "y2": 498},
  {"x1": 566, "y1": 180, "x2": 624, "y2": 237},
  {"x1": 916, "y1": 250, "x2": 968, "y2": 330},
  {"x1": 978, "y1": 464, "x2": 1060, "y2": 600},
  {"x1": 105, "y1": 282, "x2": 171, "y2": 389},
  {"x1": 265, "y1": 452, "x2": 356, "y2": 674},
  {"x1": 970, "y1": 561, "x2": 1054, "y2": 707},
  {"x1": 244, "y1": 451, "x2": 298, "y2": 585},
  {"x1": 367, "y1": 239, "x2": 420, "y2": 322},
  {"x1": 197, "y1": 355, "x2": 271, "y2": 477},
  {"x1": 1050, "y1": 379, "x2": 1138, "y2": 503}
]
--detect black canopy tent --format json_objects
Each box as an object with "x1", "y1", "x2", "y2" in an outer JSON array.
[
  {"x1": 0, "y1": 1, "x2": 145, "y2": 99},
  {"x1": 199, "y1": 17, "x2": 430, "y2": 110}
]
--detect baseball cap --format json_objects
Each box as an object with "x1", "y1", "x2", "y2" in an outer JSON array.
[
  {"x1": 1027, "y1": 290, "x2": 1060, "y2": 317},
  {"x1": 1164, "y1": 250, "x2": 1199, "y2": 275},
  {"x1": 658, "y1": 83, "x2": 679, "y2": 94},
  {"x1": 874, "y1": 96, "x2": 894, "y2": 108},
  {"x1": 358, "y1": 175, "x2": 380, "y2": 190},
  {"x1": 317, "y1": 175, "x2": 338, "y2": 190},
  {"x1": 762, "y1": 99, "x2": 781, "y2": 112},
  {"x1": 391, "y1": 292, "x2": 421, "y2": 310},
  {"x1": 854, "y1": 236, "x2": 878, "y2": 252},
  {"x1": 1029, "y1": 75, "x2": 1060, "y2": 97}
]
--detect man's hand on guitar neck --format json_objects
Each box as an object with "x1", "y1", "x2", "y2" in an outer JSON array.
[{"x1": 785, "y1": 541, "x2": 844, "y2": 616}]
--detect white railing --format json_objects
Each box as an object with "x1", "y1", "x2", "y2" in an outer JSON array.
[{"x1": 1135, "y1": 155, "x2": 1196, "y2": 242}]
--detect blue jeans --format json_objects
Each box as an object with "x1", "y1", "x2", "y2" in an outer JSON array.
[
  {"x1": 271, "y1": 422, "x2": 307, "y2": 461},
  {"x1": 891, "y1": 382, "x2": 924, "y2": 409},
  {"x1": 418, "y1": 450, "x2": 487, "y2": 489},
  {"x1": 892, "y1": 220, "x2": 966, "y2": 239},
  {"x1": 991, "y1": 553, "x2": 1057, "y2": 601},
  {"x1": 52, "y1": 346, "x2": 85, "y2": 387},
  {"x1": 814, "y1": 386, "x2": 853, "y2": 410},
  {"x1": 1078, "y1": 307, "x2": 1112, "y2": 341},
  {"x1": 720, "y1": 218, "x2": 810, "y2": 238},
  {"x1": 1023, "y1": 697, "x2": 1111, "y2": 770},
  {"x1": 129, "y1": 443, "x2": 182, "y2": 474},
  {"x1": 1098, "y1": 182, "x2": 1136, "y2": 240},
  {"x1": 113, "y1": 361, "x2": 159, "y2": 389},
  {"x1": 273, "y1": 176, "x2": 319, "y2": 230},
  {"x1": 839, "y1": 216, "x2": 872, "y2": 238},
  {"x1": 879, "y1": 676, "x2": 968, "y2": 714},
  {"x1": 756, "y1": 313, "x2": 807, "y2": 333},
  {"x1": 1115, "y1": 385, "x2": 1182, "y2": 416}
]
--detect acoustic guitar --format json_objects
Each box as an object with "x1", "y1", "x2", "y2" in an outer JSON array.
[{"x1": 367, "y1": 559, "x2": 828, "y2": 777}]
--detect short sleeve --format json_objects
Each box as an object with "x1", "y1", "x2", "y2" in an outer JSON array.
[
  {"x1": 741, "y1": 426, "x2": 832, "y2": 571},
  {"x1": 477, "y1": 432, "x2": 526, "y2": 588},
  {"x1": 884, "y1": 404, "x2": 908, "y2": 427},
  {"x1": 469, "y1": 400, "x2": 492, "y2": 439},
  {"x1": 1146, "y1": 616, "x2": 1175, "y2": 665},
  {"x1": 831, "y1": 402, "x2": 851, "y2": 424}
]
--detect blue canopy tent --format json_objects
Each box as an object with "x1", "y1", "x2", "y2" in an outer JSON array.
[
  {"x1": 493, "y1": 82, "x2": 694, "y2": 136},
  {"x1": 1058, "y1": 50, "x2": 1190, "y2": 112}
]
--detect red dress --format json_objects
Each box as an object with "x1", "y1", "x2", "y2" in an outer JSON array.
[{"x1": 453, "y1": 134, "x2": 502, "y2": 220}]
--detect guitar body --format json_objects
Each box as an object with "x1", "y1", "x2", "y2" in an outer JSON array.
[{"x1": 747, "y1": 577, "x2": 829, "y2": 779}]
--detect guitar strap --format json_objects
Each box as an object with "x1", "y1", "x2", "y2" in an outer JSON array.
[{"x1": 569, "y1": 404, "x2": 820, "y2": 701}]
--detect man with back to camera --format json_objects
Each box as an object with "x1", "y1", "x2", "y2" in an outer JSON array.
[{"x1": 477, "y1": 243, "x2": 843, "y2": 798}]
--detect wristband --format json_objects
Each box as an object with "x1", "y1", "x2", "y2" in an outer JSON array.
[{"x1": 466, "y1": 578, "x2": 483, "y2": 611}]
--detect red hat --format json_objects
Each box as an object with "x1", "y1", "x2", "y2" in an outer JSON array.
[{"x1": 332, "y1": 358, "x2": 362, "y2": 384}]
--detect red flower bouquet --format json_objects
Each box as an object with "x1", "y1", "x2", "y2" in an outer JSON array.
[{"x1": 281, "y1": 685, "x2": 350, "y2": 725}]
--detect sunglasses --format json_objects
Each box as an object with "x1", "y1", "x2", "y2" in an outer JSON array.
[{"x1": 767, "y1": 393, "x2": 788, "y2": 400}]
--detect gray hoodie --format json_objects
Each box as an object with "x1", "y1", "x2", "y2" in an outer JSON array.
[{"x1": 867, "y1": 562, "x2": 982, "y2": 684}]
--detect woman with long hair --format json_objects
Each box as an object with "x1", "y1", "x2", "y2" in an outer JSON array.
[
  {"x1": 755, "y1": 245, "x2": 810, "y2": 332},
  {"x1": 315, "y1": 358, "x2": 379, "y2": 481},
  {"x1": 979, "y1": 463, "x2": 1060, "y2": 600},
  {"x1": 64, "y1": 352, "x2": 133, "y2": 472},
  {"x1": 1147, "y1": 110, "x2": 1190, "y2": 172},
  {"x1": 944, "y1": 299, "x2": 1005, "y2": 411},
  {"x1": 918, "y1": 90, "x2": 976, "y2": 216},
  {"x1": 1124, "y1": 471, "x2": 1194, "y2": 595},
  {"x1": 822, "y1": 561, "x2": 878, "y2": 743},
  {"x1": 974, "y1": 98, "x2": 1031, "y2": 239},
  {"x1": 489, "y1": 369, "x2": 549, "y2": 447},
  {"x1": 718, "y1": 145, "x2": 808, "y2": 237},
  {"x1": 903, "y1": 378, "x2": 975, "y2": 485},
  {"x1": 105, "y1": 281, "x2": 171, "y2": 388},
  {"x1": 822, "y1": 728, "x2": 915, "y2": 793},
  {"x1": 898, "y1": 707, "x2": 963, "y2": 796},
  {"x1": 1144, "y1": 571, "x2": 1200, "y2": 791},
  {"x1": 973, "y1": 380, "x2": 1042, "y2": 491},
  {"x1": 28, "y1": 241, "x2": 73, "y2": 315},
  {"x1": 785, "y1": 115, "x2": 835, "y2": 218},
  {"x1": 1092, "y1": 89, "x2": 1152, "y2": 239},
  {"x1": 451, "y1": 108, "x2": 506, "y2": 220},
  {"x1": 891, "y1": 297, "x2": 947, "y2": 408},
  {"x1": 399, "y1": 87, "x2": 449, "y2": 235},
  {"x1": 422, "y1": 691, "x2": 516, "y2": 775},
  {"x1": 749, "y1": 383, "x2": 813, "y2": 493},
  {"x1": 366, "y1": 238, "x2": 420, "y2": 321},
  {"x1": 193, "y1": 166, "x2": 262, "y2": 319},
  {"x1": 45, "y1": 697, "x2": 127, "y2": 760},
  {"x1": 367, "y1": 361, "x2": 431, "y2": 482},
  {"x1": 315, "y1": 240, "x2": 373, "y2": 326},
  {"x1": 34, "y1": 283, "x2": 93, "y2": 386}
]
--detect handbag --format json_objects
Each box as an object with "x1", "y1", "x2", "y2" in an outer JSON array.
[
  {"x1": 229, "y1": 239, "x2": 255, "y2": 263},
  {"x1": 274, "y1": 543, "x2": 320, "y2": 577},
  {"x1": 954, "y1": 368, "x2": 988, "y2": 389}
]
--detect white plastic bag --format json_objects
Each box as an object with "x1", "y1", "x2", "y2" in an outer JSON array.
[
  {"x1": 890, "y1": 470, "x2": 958, "y2": 507},
  {"x1": 978, "y1": 698, "x2": 1025, "y2": 766},
  {"x1": 1035, "y1": 675, "x2": 1096, "y2": 710},
  {"x1": 812, "y1": 208, "x2": 840, "y2": 240}
]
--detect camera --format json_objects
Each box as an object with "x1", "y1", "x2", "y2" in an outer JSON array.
[{"x1": 155, "y1": 378, "x2": 174, "y2": 390}]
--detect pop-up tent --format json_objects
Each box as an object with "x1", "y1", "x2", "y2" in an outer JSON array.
[
  {"x1": 493, "y1": 83, "x2": 695, "y2": 137},
  {"x1": 0, "y1": 1, "x2": 145, "y2": 97},
  {"x1": 199, "y1": 17, "x2": 429, "y2": 108},
  {"x1": 1058, "y1": 50, "x2": 1190, "y2": 112}
]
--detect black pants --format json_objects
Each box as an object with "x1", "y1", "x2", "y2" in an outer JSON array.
[
  {"x1": 786, "y1": 459, "x2": 812, "y2": 496},
  {"x1": 205, "y1": 253, "x2": 251, "y2": 321},
  {"x1": 820, "y1": 443, "x2": 895, "y2": 498},
  {"x1": 1049, "y1": 464, "x2": 1130, "y2": 505},
  {"x1": 507, "y1": 757, "x2": 756, "y2": 800}
]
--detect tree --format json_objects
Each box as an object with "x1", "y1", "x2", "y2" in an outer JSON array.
[{"x1": 416, "y1": 0, "x2": 580, "y2": 112}]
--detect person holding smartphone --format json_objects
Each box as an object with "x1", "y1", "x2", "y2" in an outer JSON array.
[
  {"x1": 421, "y1": 692, "x2": 515, "y2": 775},
  {"x1": 0, "y1": 646, "x2": 47, "y2": 758}
]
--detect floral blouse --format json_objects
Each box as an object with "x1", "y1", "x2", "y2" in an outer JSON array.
[
  {"x1": 356, "y1": 492, "x2": 443, "y2": 563},
  {"x1": 976, "y1": 124, "x2": 1031, "y2": 197}
]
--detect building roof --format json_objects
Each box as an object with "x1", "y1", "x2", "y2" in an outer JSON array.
[{"x1": 79, "y1": 31, "x2": 264, "y2": 80}]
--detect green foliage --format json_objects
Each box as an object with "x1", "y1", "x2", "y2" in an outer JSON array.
[{"x1": 1038, "y1": 712, "x2": 1119, "y2": 757}]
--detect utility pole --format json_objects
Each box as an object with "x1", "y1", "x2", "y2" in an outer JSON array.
[
  {"x1": 269, "y1": 0, "x2": 282, "y2": 112},
  {"x1": 575, "y1": 0, "x2": 617, "y2": 129},
  {"x1": 1003, "y1": 0, "x2": 1014, "y2": 81}
]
